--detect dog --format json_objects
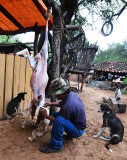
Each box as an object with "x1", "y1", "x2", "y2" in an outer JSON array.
[
  {"x1": 93, "y1": 103, "x2": 124, "y2": 152},
  {"x1": 28, "y1": 100, "x2": 50, "y2": 142},
  {"x1": 7, "y1": 92, "x2": 27, "y2": 117},
  {"x1": 114, "y1": 83, "x2": 122, "y2": 101}
]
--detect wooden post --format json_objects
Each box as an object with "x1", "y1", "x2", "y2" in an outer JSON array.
[
  {"x1": 0, "y1": 54, "x2": 5, "y2": 116},
  {"x1": 80, "y1": 74, "x2": 85, "y2": 91}
]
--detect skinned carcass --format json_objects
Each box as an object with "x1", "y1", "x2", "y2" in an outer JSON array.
[{"x1": 16, "y1": 20, "x2": 50, "y2": 133}]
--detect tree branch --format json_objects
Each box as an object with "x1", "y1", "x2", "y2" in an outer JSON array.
[{"x1": 42, "y1": 0, "x2": 60, "y2": 15}]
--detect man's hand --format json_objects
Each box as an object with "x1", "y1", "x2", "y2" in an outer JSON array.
[
  {"x1": 44, "y1": 102, "x2": 52, "y2": 107},
  {"x1": 40, "y1": 108, "x2": 55, "y2": 122},
  {"x1": 44, "y1": 101, "x2": 60, "y2": 107}
]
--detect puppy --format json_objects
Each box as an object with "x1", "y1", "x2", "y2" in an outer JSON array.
[
  {"x1": 28, "y1": 101, "x2": 50, "y2": 142},
  {"x1": 93, "y1": 103, "x2": 124, "y2": 152},
  {"x1": 7, "y1": 92, "x2": 27, "y2": 117}
]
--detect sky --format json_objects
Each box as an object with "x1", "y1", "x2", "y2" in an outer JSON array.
[
  {"x1": 21, "y1": 9, "x2": 127, "y2": 50},
  {"x1": 85, "y1": 9, "x2": 127, "y2": 50}
]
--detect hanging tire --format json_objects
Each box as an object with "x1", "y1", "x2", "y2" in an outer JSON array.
[{"x1": 101, "y1": 21, "x2": 113, "y2": 36}]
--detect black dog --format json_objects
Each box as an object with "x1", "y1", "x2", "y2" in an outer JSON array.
[
  {"x1": 93, "y1": 103, "x2": 124, "y2": 152},
  {"x1": 7, "y1": 92, "x2": 27, "y2": 117}
]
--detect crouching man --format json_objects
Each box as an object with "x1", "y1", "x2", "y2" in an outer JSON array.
[{"x1": 39, "y1": 78, "x2": 86, "y2": 154}]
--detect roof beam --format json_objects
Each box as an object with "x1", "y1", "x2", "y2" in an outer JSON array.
[
  {"x1": 32, "y1": 0, "x2": 52, "y2": 26},
  {"x1": 0, "y1": 26, "x2": 45, "y2": 35},
  {"x1": 0, "y1": 4, "x2": 24, "y2": 29},
  {"x1": 32, "y1": 0, "x2": 46, "y2": 18}
]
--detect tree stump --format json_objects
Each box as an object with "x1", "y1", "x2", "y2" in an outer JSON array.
[{"x1": 118, "y1": 102, "x2": 126, "y2": 113}]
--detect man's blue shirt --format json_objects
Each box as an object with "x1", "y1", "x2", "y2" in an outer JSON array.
[{"x1": 59, "y1": 91, "x2": 86, "y2": 130}]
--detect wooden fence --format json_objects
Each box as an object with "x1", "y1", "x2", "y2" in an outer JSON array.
[{"x1": 0, "y1": 53, "x2": 33, "y2": 117}]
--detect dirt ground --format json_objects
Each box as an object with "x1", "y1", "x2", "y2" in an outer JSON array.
[{"x1": 0, "y1": 82, "x2": 127, "y2": 160}]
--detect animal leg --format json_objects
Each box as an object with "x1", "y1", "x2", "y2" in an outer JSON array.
[
  {"x1": 100, "y1": 136, "x2": 111, "y2": 141},
  {"x1": 21, "y1": 102, "x2": 33, "y2": 128},
  {"x1": 16, "y1": 105, "x2": 23, "y2": 115},
  {"x1": 40, "y1": 20, "x2": 48, "y2": 59},
  {"x1": 105, "y1": 142, "x2": 112, "y2": 152},
  {"x1": 33, "y1": 106, "x2": 40, "y2": 123},
  {"x1": 93, "y1": 127, "x2": 106, "y2": 138},
  {"x1": 16, "y1": 48, "x2": 36, "y2": 69},
  {"x1": 28, "y1": 128, "x2": 38, "y2": 142},
  {"x1": 33, "y1": 95, "x2": 45, "y2": 123},
  {"x1": 28, "y1": 121, "x2": 48, "y2": 141},
  {"x1": 37, "y1": 121, "x2": 48, "y2": 137},
  {"x1": 21, "y1": 111, "x2": 31, "y2": 128}
]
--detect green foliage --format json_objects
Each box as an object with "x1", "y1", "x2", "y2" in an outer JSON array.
[
  {"x1": 123, "y1": 90, "x2": 127, "y2": 94},
  {"x1": 71, "y1": 0, "x2": 125, "y2": 29},
  {"x1": 123, "y1": 76, "x2": 127, "y2": 84},
  {"x1": 0, "y1": 35, "x2": 20, "y2": 43},
  {"x1": 94, "y1": 42, "x2": 127, "y2": 63}
]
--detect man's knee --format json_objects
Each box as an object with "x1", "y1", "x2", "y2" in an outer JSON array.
[
  {"x1": 55, "y1": 116, "x2": 65, "y2": 123},
  {"x1": 52, "y1": 112, "x2": 59, "y2": 118}
]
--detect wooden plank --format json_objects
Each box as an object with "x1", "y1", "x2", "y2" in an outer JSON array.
[
  {"x1": 13, "y1": 56, "x2": 21, "y2": 98},
  {"x1": 19, "y1": 57, "x2": 27, "y2": 110},
  {"x1": 4, "y1": 55, "x2": 14, "y2": 114},
  {"x1": 0, "y1": 54, "x2": 6, "y2": 116},
  {"x1": 24, "y1": 59, "x2": 32, "y2": 110}
]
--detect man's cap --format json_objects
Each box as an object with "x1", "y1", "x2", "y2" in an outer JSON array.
[{"x1": 50, "y1": 78, "x2": 70, "y2": 95}]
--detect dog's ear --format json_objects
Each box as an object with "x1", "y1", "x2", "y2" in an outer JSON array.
[
  {"x1": 17, "y1": 93, "x2": 21, "y2": 96},
  {"x1": 17, "y1": 92, "x2": 27, "y2": 96},
  {"x1": 104, "y1": 103, "x2": 111, "y2": 111},
  {"x1": 100, "y1": 103, "x2": 111, "y2": 112}
]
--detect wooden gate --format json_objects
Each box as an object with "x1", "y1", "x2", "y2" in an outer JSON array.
[{"x1": 0, "y1": 53, "x2": 33, "y2": 117}]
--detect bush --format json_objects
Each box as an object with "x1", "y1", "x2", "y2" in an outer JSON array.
[{"x1": 123, "y1": 90, "x2": 127, "y2": 95}]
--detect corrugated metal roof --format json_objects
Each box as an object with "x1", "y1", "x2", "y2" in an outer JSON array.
[
  {"x1": 0, "y1": 0, "x2": 53, "y2": 35},
  {"x1": 93, "y1": 61, "x2": 127, "y2": 73}
]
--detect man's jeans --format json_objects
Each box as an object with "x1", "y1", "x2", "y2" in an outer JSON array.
[{"x1": 50, "y1": 112, "x2": 85, "y2": 149}]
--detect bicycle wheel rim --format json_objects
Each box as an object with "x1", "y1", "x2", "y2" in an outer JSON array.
[
  {"x1": 68, "y1": 29, "x2": 86, "y2": 50},
  {"x1": 101, "y1": 21, "x2": 113, "y2": 36}
]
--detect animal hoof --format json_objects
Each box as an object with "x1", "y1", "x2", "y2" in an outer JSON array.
[
  {"x1": 21, "y1": 125, "x2": 25, "y2": 129},
  {"x1": 37, "y1": 132, "x2": 43, "y2": 137},
  {"x1": 28, "y1": 137, "x2": 33, "y2": 142}
]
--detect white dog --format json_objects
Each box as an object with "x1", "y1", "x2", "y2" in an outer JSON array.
[{"x1": 114, "y1": 84, "x2": 122, "y2": 101}]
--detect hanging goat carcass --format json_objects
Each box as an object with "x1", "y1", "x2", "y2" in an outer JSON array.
[{"x1": 16, "y1": 20, "x2": 50, "y2": 141}]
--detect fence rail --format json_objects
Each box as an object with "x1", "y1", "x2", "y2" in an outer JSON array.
[{"x1": 0, "y1": 53, "x2": 33, "y2": 117}]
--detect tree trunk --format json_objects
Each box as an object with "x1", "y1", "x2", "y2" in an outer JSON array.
[{"x1": 49, "y1": 11, "x2": 63, "y2": 115}]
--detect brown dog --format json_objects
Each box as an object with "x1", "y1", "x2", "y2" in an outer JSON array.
[{"x1": 28, "y1": 101, "x2": 50, "y2": 141}]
